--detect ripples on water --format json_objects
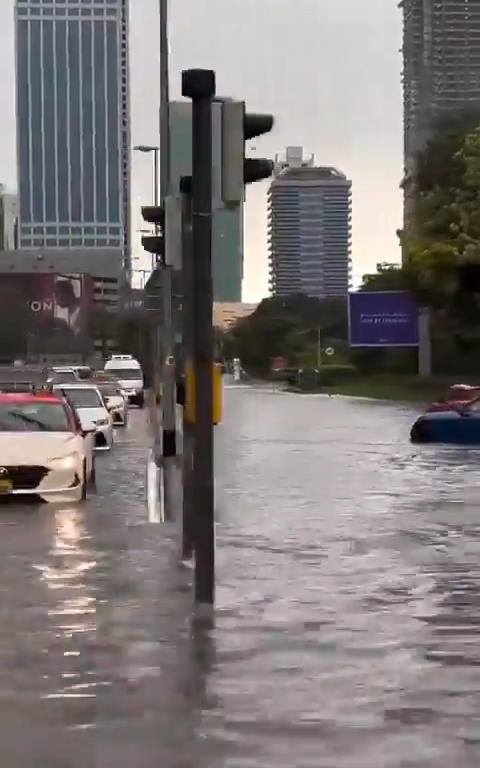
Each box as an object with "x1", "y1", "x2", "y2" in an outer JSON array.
[
  {"x1": 210, "y1": 390, "x2": 480, "y2": 767},
  {"x1": 1, "y1": 399, "x2": 480, "y2": 766}
]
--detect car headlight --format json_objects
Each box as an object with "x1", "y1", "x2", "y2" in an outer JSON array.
[
  {"x1": 49, "y1": 453, "x2": 79, "y2": 470},
  {"x1": 96, "y1": 418, "x2": 109, "y2": 427}
]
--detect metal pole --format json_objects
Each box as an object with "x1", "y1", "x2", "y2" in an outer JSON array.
[
  {"x1": 159, "y1": 0, "x2": 170, "y2": 200},
  {"x1": 153, "y1": 149, "x2": 159, "y2": 210},
  {"x1": 157, "y1": 0, "x2": 177, "y2": 521},
  {"x1": 316, "y1": 327, "x2": 322, "y2": 369},
  {"x1": 182, "y1": 69, "x2": 216, "y2": 617},
  {"x1": 180, "y1": 176, "x2": 194, "y2": 560}
]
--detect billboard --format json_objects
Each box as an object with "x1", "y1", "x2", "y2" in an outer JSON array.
[
  {"x1": 348, "y1": 291, "x2": 419, "y2": 347},
  {"x1": 0, "y1": 273, "x2": 94, "y2": 357}
]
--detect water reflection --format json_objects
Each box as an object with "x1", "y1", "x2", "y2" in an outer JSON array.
[{"x1": 33, "y1": 507, "x2": 98, "y2": 721}]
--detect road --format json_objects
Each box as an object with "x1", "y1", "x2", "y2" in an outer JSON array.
[{"x1": 1, "y1": 387, "x2": 480, "y2": 767}]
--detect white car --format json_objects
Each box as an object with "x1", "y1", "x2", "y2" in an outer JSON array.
[
  {"x1": 96, "y1": 381, "x2": 128, "y2": 427},
  {"x1": 103, "y1": 355, "x2": 145, "y2": 408},
  {"x1": 53, "y1": 383, "x2": 114, "y2": 451},
  {"x1": 50, "y1": 366, "x2": 92, "y2": 384},
  {"x1": 0, "y1": 390, "x2": 96, "y2": 502}
]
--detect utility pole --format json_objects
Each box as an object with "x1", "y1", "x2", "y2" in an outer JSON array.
[
  {"x1": 157, "y1": 0, "x2": 178, "y2": 520},
  {"x1": 182, "y1": 69, "x2": 216, "y2": 618},
  {"x1": 179, "y1": 175, "x2": 194, "y2": 560}
]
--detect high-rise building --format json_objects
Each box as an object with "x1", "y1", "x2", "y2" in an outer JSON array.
[
  {"x1": 401, "y1": 0, "x2": 480, "y2": 229},
  {"x1": 0, "y1": 188, "x2": 19, "y2": 251},
  {"x1": 267, "y1": 147, "x2": 352, "y2": 299},
  {"x1": 14, "y1": 0, "x2": 130, "y2": 272},
  {"x1": 169, "y1": 101, "x2": 243, "y2": 302}
]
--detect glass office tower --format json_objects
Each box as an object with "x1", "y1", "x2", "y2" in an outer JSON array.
[{"x1": 15, "y1": 0, "x2": 131, "y2": 264}]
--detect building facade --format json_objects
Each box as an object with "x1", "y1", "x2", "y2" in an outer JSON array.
[
  {"x1": 15, "y1": 0, "x2": 130, "y2": 270},
  {"x1": 169, "y1": 101, "x2": 244, "y2": 302},
  {"x1": 401, "y1": 0, "x2": 480, "y2": 231},
  {"x1": 0, "y1": 188, "x2": 19, "y2": 251},
  {"x1": 268, "y1": 147, "x2": 352, "y2": 299},
  {"x1": 213, "y1": 302, "x2": 257, "y2": 330}
]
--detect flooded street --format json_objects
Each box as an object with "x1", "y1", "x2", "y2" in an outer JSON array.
[
  {"x1": 213, "y1": 386, "x2": 480, "y2": 767},
  {"x1": 0, "y1": 388, "x2": 479, "y2": 766}
]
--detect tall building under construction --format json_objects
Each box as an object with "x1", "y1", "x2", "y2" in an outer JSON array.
[{"x1": 401, "y1": 0, "x2": 480, "y2": 225}]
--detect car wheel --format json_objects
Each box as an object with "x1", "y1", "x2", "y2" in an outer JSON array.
[
  {"x1": 410, "y1": 419, "x2": 428, "y2": 443},
  {"x1": 80, "y1": 460, "x2": 88, "y2": 500},
  {"x1": 137, "y1": 394, "x2": 145, "y2": 409}
]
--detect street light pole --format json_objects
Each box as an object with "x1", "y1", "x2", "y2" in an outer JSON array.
[{"x1": 157, "y1": 0, "x2": 178, "y2": 525}]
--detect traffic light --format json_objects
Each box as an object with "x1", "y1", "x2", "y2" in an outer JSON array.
[
  {"x1": 221, "y1": 101, "x2": 274, "y2": 206},
  {"x1": 141, "y1": 205, "x2": 165, "y2": 259},
  {"x1": 243, "y1": 111, "x2": 275, "y2": 184}
]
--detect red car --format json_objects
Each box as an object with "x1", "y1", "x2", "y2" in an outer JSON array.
[{"x1": 426, "y1": 384, "x2": 480, "y2": 412}]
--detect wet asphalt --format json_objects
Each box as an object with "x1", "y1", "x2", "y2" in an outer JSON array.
[{"x1": 0, "y1": 386, "x2": 480, "y2": 767}]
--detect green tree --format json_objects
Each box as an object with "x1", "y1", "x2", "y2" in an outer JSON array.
[
  {"x1": 223, "y1": 294, "x2": 348, "y2": 374},
  {"x1": 405, "y1": 121, "x2": 480, "y2": 317}
]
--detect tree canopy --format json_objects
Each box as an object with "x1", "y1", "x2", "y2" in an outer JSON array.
[
  {"x1": 404, "y1": 112, "x2": 480, "y2": 326},
  {"x1": 221, "y1": 294, "x2": 348, "y2": 373}
]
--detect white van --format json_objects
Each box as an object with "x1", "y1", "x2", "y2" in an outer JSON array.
[{"x1": 103, "y1": 355, "x2": 145, "y2": 408}]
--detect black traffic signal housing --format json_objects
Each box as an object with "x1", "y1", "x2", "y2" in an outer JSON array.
[
  {"x1": 141, "y1": 205, "x2": 165, "y2": 258},
  {"x1": 243, "y1": 112, "x2": 274, "y2": 185}
]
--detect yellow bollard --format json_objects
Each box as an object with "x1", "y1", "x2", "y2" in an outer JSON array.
[{"x1": 185, "y1": 361, "x2": 223, "y2": 425}]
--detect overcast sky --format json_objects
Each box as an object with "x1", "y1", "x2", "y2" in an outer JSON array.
[{"x1": 0, "y1": 0, "x2": 403, "y2": 301}]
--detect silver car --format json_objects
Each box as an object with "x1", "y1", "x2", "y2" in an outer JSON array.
[{"x1": 96, "y1": 382, "x2": 128, "y2": 427}]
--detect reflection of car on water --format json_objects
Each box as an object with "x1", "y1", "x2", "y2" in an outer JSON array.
[
  {"x1": 426, "y1": 384, "x2": 480, "y2": 412},
  {"x1": 411, "y1": 397, "x2": 480, "y2": 444},
  {"x1": 0, "y1": 391, "x2": 96, "y2": 502}
]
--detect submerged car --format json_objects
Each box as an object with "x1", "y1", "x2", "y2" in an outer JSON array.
[
  {"x1": 411, "y1": 397, "x2": 480, "y2": 444},
  {"x1": 426, "y1": 384, "x2": 480, "y2": 412},
  {"x1": 95, "y1": 379, "x2": 128, "y2": 426},
  {"x1": 53, "y1": 383, "x2": 114, "y2": 450},
  {"x1": 0, "y1": 391, "x2": 96, "y2": 502}
]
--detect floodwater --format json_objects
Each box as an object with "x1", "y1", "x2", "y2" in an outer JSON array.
[{"x1": 0, "y1": 389, "x2": 479, "y2": 767}]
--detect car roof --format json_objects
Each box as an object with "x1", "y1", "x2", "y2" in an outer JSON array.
[
  {"x1": 53, "y1": 383, "x2": 100, "y2": 391},
  {"x1": 0, "y1": 392, "x2": 62, "y2": 403}
]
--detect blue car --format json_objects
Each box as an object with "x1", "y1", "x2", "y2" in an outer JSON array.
[{"x1": 410, "y1": 398, "x2": 480, "y2": 444}]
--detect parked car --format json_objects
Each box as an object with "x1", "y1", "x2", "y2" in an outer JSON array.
[
  {"x1": 411, "y1": 396, "x2": 480, "y2": 444},
  {"x1": 0, "y1": 390, "x2": 96, "y2": 502},
  {"x1": 53, "y1": 383, "x2": 114, "y2": 450}
]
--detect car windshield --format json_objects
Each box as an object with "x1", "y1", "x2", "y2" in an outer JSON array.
[
  {"x1": 75, "y1": 367, "x2": 92, "y2": 380},
  {"x1": 0, "y1": 401, "x2": 71, "y2": 432},
  {"x1": 106, "y1": 368, "x2": 141, "y2": 380},
  {"x1": 60, "y1": 388, "x2": 103, "y2": 408},
  {"x1": 52, "y1": 370, "x2": 78, "y2": 383}
]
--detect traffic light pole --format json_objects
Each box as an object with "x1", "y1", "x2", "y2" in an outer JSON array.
[
  {"x1": 180, "y1": 175, "x2": 194, "y2": 560},
  {"x1": 182, "y1": 69, "x2": 216, "y2": 618}
]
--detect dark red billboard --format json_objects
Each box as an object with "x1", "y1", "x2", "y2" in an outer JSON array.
[{"x1": 0, "y1": 273, "x2": 94, "y2": 359}]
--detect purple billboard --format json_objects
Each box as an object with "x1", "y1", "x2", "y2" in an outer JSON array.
[{"x1": 348, "y1": 291, "x2": 419, "y2": 347}]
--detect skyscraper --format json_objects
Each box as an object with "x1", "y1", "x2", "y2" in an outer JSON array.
[
  {"x1": 401, "y1": 0, "x2": 480, "y2": 229},
  {"x1": 15, "y1": 0, "x2": 130, "y2": 268},
  {"x1": 268, "y1": 147, "x2": 352, "y2": 299}
]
